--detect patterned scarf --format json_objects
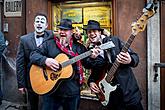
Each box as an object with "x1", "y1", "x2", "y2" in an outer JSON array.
[{"x1": 54, "y1": 35, "x2": 84, "y2": 84}]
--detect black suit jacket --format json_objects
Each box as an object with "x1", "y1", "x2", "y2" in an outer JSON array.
[
  {"x1": 16, "y1": 30, "x2": 53, "y2": 90},
  {"x1": 87, "y1": 36, "x2": 142, "y2": 105}
]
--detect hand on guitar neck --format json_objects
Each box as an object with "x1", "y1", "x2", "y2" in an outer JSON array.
[
  {"x1": 116, "y1": 52, "x2": 132, "y2": 64},
  {"x1": 90, "y1": 47, "x2": 102, "y2": 59}
]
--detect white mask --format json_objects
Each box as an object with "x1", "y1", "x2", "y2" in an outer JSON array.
[{"x1": 34, "y1": 15, "x2": 48, "y2": 34}]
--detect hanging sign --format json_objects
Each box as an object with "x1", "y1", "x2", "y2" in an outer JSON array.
[{"x1": 4, "y1": 0, "x2": 22, "y2": 17}]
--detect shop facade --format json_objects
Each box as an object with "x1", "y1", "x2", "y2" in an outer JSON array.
[{"x1": 0, "y1": 0, "x2": 165, "y2": 110}]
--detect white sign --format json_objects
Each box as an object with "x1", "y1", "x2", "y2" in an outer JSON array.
[{"x1": 4, "y1": 0, "x2": 22, "y2": 17}]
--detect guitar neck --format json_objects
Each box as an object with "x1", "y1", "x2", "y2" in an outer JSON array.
[
  {"x1": 61, "y1": 50, "x2": 92, "y2": 67},
  {"x1": 106, "y1": 34, "x2": 136, "y2": 82},
  {"x1": 60, "y1": 41, "x2": 115, "y2": 68}
]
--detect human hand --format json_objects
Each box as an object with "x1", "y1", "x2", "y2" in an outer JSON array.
[
  {"x1": 45, "y1": 58, "x2": 60, "y2": 71},
  {"x1": 89, "y1": 82, "x2": 100, "y2": 93},
  {"x1": 18, "y1": 88, "x2": 26, "y2": 94},
  {"x1": 90, "y1": 47, "x2": 101, "y2": 59},
  {"x1": 116, "y1": 52, "x2": 131, "y2": 64},
  {"x1": 74, "y1": 27, "x2": 82, "y2": 40}
]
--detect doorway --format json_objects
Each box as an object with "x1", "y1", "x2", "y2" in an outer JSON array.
[{"x1": 51, "y1": 1, "x2": 112, "y2": 44}]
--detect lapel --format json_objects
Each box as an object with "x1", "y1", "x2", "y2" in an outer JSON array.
[
  {"x1": 43, "y1": 31, "x2": 47, "y2": 41},
  {"x1": 43, "y1": 30, "x2": 52, "y2": 42},
  {"x1": 30, "y1": 32, "x2": 37, "y2": 48}
]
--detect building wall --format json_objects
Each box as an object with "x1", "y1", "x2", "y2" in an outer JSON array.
[
  {"x1": 1, "y1": 0, "x2": 26, "y2": 103},
  {"x1": 160, "y1": 1, "x2": 165, "y2": 110},
  {"x1": 26, "y1": 0, "x2": 48, "y2": 33},
  {"x1": 113, "y1": 0, "x2": 147, "y2": 109}
]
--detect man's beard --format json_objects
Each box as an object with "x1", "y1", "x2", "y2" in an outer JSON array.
[{"x1": 60, "y1": 37, "x2": 69, "y2": 47}]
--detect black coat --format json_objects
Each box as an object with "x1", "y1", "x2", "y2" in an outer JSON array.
[
  {"x1": 0, "y1": 32, "x2": 6, "y2": 56},
  {"x1": 16, "y1": 30, "x2": 53, "y2": 90},
  {"x1": 30, "y1": 36, "x2": 89, "y2": 97},
  {"x1": 87, "y1": 36, "x2": 142, "y2": 105}
]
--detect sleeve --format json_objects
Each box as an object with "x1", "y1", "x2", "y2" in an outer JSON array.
[
  {"x1": 81, "y1": 46, "x2": 107, "y2": 85},
  {"x1": 77, "y1": 42, "x2": 107, "y2": 69},
  {"x1": 16, "y1": 38, "x2": 26, "y2": 88},
  {"x1": 128, "y1": 48, "x2": 139, "y2": 67},
  {"x1": 30, "y1": 43, "x2": 47, "y2": 66},
  {"x1": 0, "y1": 32, "x2": 6, "y2": 56},
  {"x1": 117, "y1": 36, "x2": 139, "y2": 67}
]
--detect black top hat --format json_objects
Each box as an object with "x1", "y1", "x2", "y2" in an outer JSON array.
[
  {"x1": 83, "y1": 20, "x2": 103, "y2": 31},
  {"x1": 57, "y1": 19, "x2": 73, "y2": 30}
]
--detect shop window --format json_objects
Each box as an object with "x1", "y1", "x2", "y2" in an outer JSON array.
[{"x1": 52, "y1": 0, "x2": 112, "y2": 99}]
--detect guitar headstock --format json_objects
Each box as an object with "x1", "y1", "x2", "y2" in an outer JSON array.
[
  {"x1": 99, "y1": 41, "x2": 115, "y2": 50},
  {"x1": 131, "y1": 2, "x2": 157, "y2": 35}
]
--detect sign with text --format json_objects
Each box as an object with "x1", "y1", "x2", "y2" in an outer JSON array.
[
  {"x1": 62, "y1": 8, "x2": 82, "y2": 23},
  {"x1": 83, "y1": 7, "x2": 111, "y2": 27},
  {"x1": 4, "y1": 0, "x2": 22, "y2": 17}
]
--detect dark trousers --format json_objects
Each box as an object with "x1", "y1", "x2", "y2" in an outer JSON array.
[
  {"x1": 0, "y1": 86, "x2": 2, "y2": 105},
  {"x1": 27, "y1": 90, "x2": 39, "y2": 110},
  {"x1": 0, "y1": 56, "x2": 3, "y2": 105},
  {"x1": 41, "y1": 95, "x2": 80, "y2": 110},
  {"x1": 104, "y1": 88, "x2": 144, "y2": 110}
]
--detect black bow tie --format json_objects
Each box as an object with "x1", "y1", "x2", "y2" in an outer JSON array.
[{"x1": 36, "y1": 34, "x2": 44, "y2": 38}]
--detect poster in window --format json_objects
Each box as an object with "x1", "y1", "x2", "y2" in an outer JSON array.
[
  {"x1": 83, "y1": 7, "x2": 111, "y2": 27},
  {"x1": 53, "y1": 5, "x2": 61, "y2": 31},
  {"x1": 62, "y1": 8, "x2": 82, "y2": 23}
]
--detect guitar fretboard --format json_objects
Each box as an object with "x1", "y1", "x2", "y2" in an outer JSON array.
[
  {"x1": 60, "y1": 41, "x2": 115, "y2": 68},
  {"x1": 105, "y1": 34, "x2": 136, "y2": 83},
  {"x1": 61, "y1": 51, "x2": 92, "y2": 67}
]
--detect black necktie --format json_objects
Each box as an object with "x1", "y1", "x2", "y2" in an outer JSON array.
[{"x1": 36, "y1": 34, "x2": 44, "y2": 38}]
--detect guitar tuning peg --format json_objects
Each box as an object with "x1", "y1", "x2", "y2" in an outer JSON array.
[{"x1": 131, "y1": 22, "x2": 136, "y2": 27}]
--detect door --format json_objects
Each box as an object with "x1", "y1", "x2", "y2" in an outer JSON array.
[
  {"x1": 0, "y1": 1, "x2": 2, "y2": 31},
  {"x1": 160, "y1": 1, "x2": 165, "y2": 110}
]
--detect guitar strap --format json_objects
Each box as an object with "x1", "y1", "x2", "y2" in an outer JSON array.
[
  {"x1": 105, "y1": 49, "x2": 112, "y2": 64},
  {"x1": 54, "y1": 35, "x2": 84, "y2": 84}
]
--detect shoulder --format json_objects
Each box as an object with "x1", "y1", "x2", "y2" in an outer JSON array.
[
  {"x1": 73, "y1": 41, "x2": 86, "y2": 49},
  {"x1": 0, "y1": 31, "x2": 4, "y2": 36},
  {"x1": 44, "y1": 30, "x2": 54, "y2": 41},
  {"x1": 44, "y1": 30, "x2": 54, "y2": 38},
  {"x1": 103, "y1": 35, "x2": 121, "y2": 43},
  {"x1": 74, "y1": 41, "x2": 85, "y2": 47},
  {"x1": 19, "y1": 32, "x2": 34, "y2": 43},
  {"x1": 20, "y1": 32, "x2": 34, "y2": 39},
  {"x1": 45, "y1": 30, "x2": 53, "y2": 35},
  {"x1": 0, "y1": 32, "x2": 5, "y2": 40}
]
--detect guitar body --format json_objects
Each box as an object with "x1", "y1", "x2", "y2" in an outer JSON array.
[
  {"x1": 30, "y1": 53, "x2": 73, "y2": 95},
  {"x1": 29, "y1": 42, "x2": 114, "y2": 95},
  {"x1": 96, "y1": 74, "x2": 117, "y2": 106}
]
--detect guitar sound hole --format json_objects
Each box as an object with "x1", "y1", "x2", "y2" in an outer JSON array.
[{"x1": 50, "y1": 73, "x2": 59, "y2": 81}]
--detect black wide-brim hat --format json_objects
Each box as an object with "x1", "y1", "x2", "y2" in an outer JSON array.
[
  {"x1": 83, "y1": 20, "x2": 104, "y2": 31},
  {"x1": 57, "y1": 19, "x2": 74, "y2": 30}
]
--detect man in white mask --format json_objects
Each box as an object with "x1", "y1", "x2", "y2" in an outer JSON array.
[{"x1": 16, "y1": 13, "x2": 53, "y2": 110}]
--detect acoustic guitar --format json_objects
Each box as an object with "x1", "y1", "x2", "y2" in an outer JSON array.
[
  {"x1": 96, "y1": 2, "x2": 157, "y2": 106},
  {"x1": 30, "y1": 41, "x2": 115, "y2": 95}
]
